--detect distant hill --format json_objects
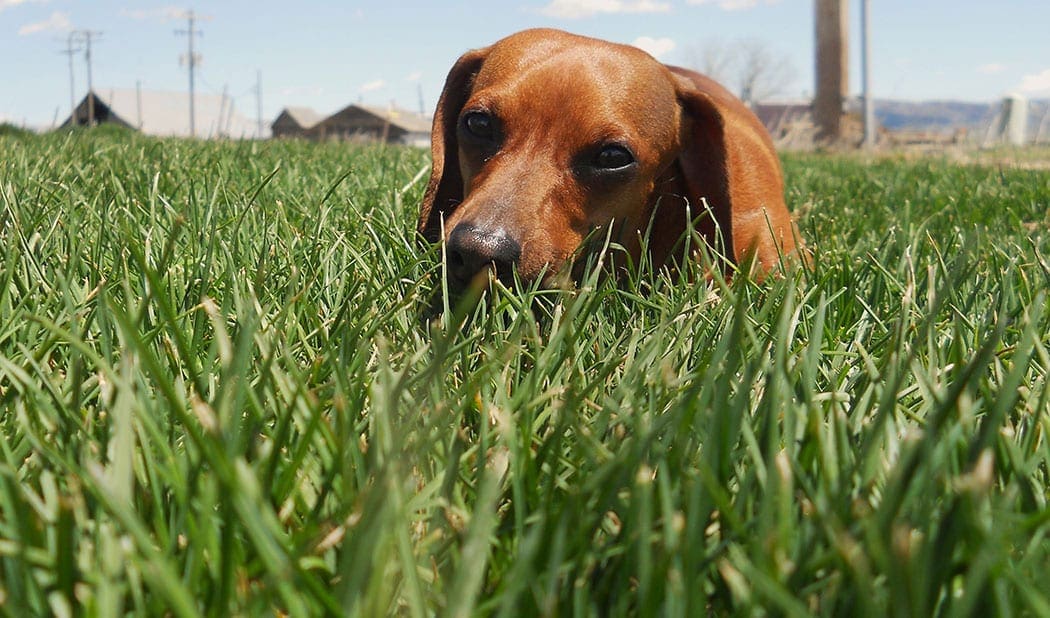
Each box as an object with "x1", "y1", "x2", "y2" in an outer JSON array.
[{"x1": 872, "y1": 98, "x2": 1049, "y2": 137}]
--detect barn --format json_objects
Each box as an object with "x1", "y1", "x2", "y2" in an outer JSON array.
[
  {"x1": 271, "y1": 107, "x2": 324, "y2": 139},
  {"x1": 271, "y1": 104, "x2": 431, "y2": 146}
]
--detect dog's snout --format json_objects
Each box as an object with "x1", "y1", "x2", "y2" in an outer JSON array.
[{"x1": 447, "y1": 224, "x2": 522, "y2": 286}]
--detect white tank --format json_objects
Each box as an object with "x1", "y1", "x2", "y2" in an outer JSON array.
[{"x1": 1000, "y1": 94, "x2": 1028, "y2": 145}]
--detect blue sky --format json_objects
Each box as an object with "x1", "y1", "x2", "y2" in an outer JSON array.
[{"x1": 3, "y1": 0, "x2": 1049, "y2": 129}]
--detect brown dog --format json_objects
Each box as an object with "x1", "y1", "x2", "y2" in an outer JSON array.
[{"x1": 418, "y1": 28, "x2": 799, "y2": 292}]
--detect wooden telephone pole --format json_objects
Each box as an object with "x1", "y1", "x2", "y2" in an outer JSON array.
[
  {"x1": 79, "y1": 30, "x2": 102, "y2": 126},
  {"x1": 175, "y1": 11, "x2": 203, "y2": 137},
  {"x1": 60, "y1": 32, "x2": 82, "y2": 123},
  {"x1": 814, "y1": 0, "x2": 848, "y2": 144}
]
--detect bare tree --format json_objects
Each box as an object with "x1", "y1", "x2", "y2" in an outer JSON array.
[
  {"x1": 684, "y1": 39, "x2": 798, "y2": 106},
  {"x1": 735, "y1": 40, "x2": 798, "y2": 105},
  {"x1": 685, "y1": 38, "x2": 735, "y2": 86}
]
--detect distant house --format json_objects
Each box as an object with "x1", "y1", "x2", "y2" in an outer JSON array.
[
  {"x1": 272, "y1": 103, "x2": 431, "y2": 146},
  {"x1": 61, "y1": 89, "x2": 263, "y2": 139},
  {"x1": 752, "y1": 102, "x2": 813, "y2": 141},
  {"x1": 271, "y1": 106, "x2": 324, "y2": 139}
]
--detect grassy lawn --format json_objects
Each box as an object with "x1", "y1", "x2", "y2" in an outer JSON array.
[{"x1": 1, "y1": 128, "x2": 1048, "y2": 616}]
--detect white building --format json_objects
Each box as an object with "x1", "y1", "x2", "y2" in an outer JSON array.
[{"x1": 61, "y1": 89, "x2": 265, "y2": 139}]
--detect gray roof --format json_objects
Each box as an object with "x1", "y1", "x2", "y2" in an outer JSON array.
[
  {"x1": 357, "y1": 104, "x2": 432, "y2": 134},
  {"x1": 752, "y1": 102, "x2": 812, "y2": 132},
  {"x1": 69, "y1": 89, "x2": 262, "y2": 138},
  {"x1": 279, "y1": 106, "x2": 324, "y2": 129}
]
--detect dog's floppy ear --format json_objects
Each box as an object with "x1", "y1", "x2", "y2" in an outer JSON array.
[
  {"x1": 417, "y1": 47, "x2": 489, "y2": 242},
  {"x1": 670, "y1": 71, "x2": 736, "y2": 261}
]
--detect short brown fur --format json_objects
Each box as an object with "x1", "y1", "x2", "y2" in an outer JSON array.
[{"x1": 419, "y1": 29, "x2": 800, "y2": 288}]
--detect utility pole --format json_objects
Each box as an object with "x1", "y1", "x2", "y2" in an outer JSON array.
[
  {"x1": 136, "y1": 79, "x2": 143, "y2": 129},
  {"x1": 255, "y1": 69, "x2": 264, "y2": 139},
  {"x1": 60, "y1": 32, "x2": 82, "y2": 124},
  {"x1": 814, "y1": 0, "x2": 847, "y2": 144},
  {"x1": 175, "y1": 10, "x2": 203, "y2": 138},
  {"x1": 219, "y1": 84, "x2": 229, "y2": 137},
  {"x1": 80, "y1": 30, "x2": 102, "y2": 126},
  {"x1": 861, "y1": 0, "x2": 875, "y2": 148},
  {"x1": 417, "y1": 83, "x2": 426, "y2": 116}
]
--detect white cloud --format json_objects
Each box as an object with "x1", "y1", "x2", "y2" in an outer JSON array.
[
  {"x1": 1, "y1": 0, "x2": 47, "y2": 13},
  {"x1": 539, "y1": 0, "x2": 670, "y2": 19},
  {"x1": 632, "y1": 36, "x2": 676, "y2": 59},
  {"x1": 405, "y1": 71, "x2": 423, "y2": 82},
  {"x1": 18, "y1": 10, "x2": 70, "y2": 35},
  {"x1": 977, "y1": 63, "x2": 1007, "y2": 75},
  {"x1": 119, "y1": 6, "x2": 187, "y2": 21},
  {"x1": 1018, "y1": 69, "x2": 1050, "y2": 95},
  {"x1": 687, "y1": 0, "x2": 780, "y2": 10},
  {"x1": 360, "y1": 79, "x2": 386, "y2": 93}
]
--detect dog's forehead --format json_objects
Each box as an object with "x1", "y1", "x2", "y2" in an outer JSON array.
[
  {"x1": 475, "y1": 34, "x2": 669, "y2": 98},
  {"x1": 468, "y1": 33, "x2": 679, "y2": 148}
]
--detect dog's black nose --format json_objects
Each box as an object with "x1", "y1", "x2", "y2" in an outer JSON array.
[{"x1": 446, "y1": 223, "x2": 521, "y2": 287}]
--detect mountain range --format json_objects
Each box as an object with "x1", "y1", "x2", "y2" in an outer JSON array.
[{"x1": 872, "y1": 98, "x2": 1049, "y2": 138}]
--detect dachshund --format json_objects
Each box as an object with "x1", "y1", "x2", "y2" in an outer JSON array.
[{"x1": 418, "y1": 28, "x2": 801, "y2": 294}]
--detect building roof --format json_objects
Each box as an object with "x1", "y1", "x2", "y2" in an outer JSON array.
[
  {"x1": 277, "y1": 106, "x2": 324, "y2": 129},
  {"x1": 64, "y1": 89, "x2": 262, "y2": 139},
  {"x1": 270, "y1": 102, "x2": 433, "y2": 142},
  {"x1": 356, "y1": 104, "x2": 432, "y2": 134},
  {"x1": 752, "y1": 102, "x2": 812, "y2": 133}
]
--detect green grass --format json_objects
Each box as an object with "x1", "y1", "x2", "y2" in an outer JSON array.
[{"x1": 1, "y1": 130, "x2": 1048, "y2": 616}]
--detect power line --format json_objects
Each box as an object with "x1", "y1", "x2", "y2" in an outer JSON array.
[
  {"x1": 59, "y1": 32, "x2": 82, "y2": 123},
  {"x1": 79, "y1": 30, "x2": 102, "y2": 126},
  {"x1": 175, "y1": 10, "x2": 204, "y2": 137}
]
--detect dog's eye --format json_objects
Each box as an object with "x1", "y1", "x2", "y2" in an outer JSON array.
[
  {"x1": 463, "y1": 111, "x2": 495, "y2": 140},
  {"x1": 596, "y1": 145, "x2": 635, "y2": 170}
]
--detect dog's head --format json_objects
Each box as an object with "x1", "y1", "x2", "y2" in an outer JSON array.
[{"x1": 418, "y1": 28, "x2": 743, "y2": 293}]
